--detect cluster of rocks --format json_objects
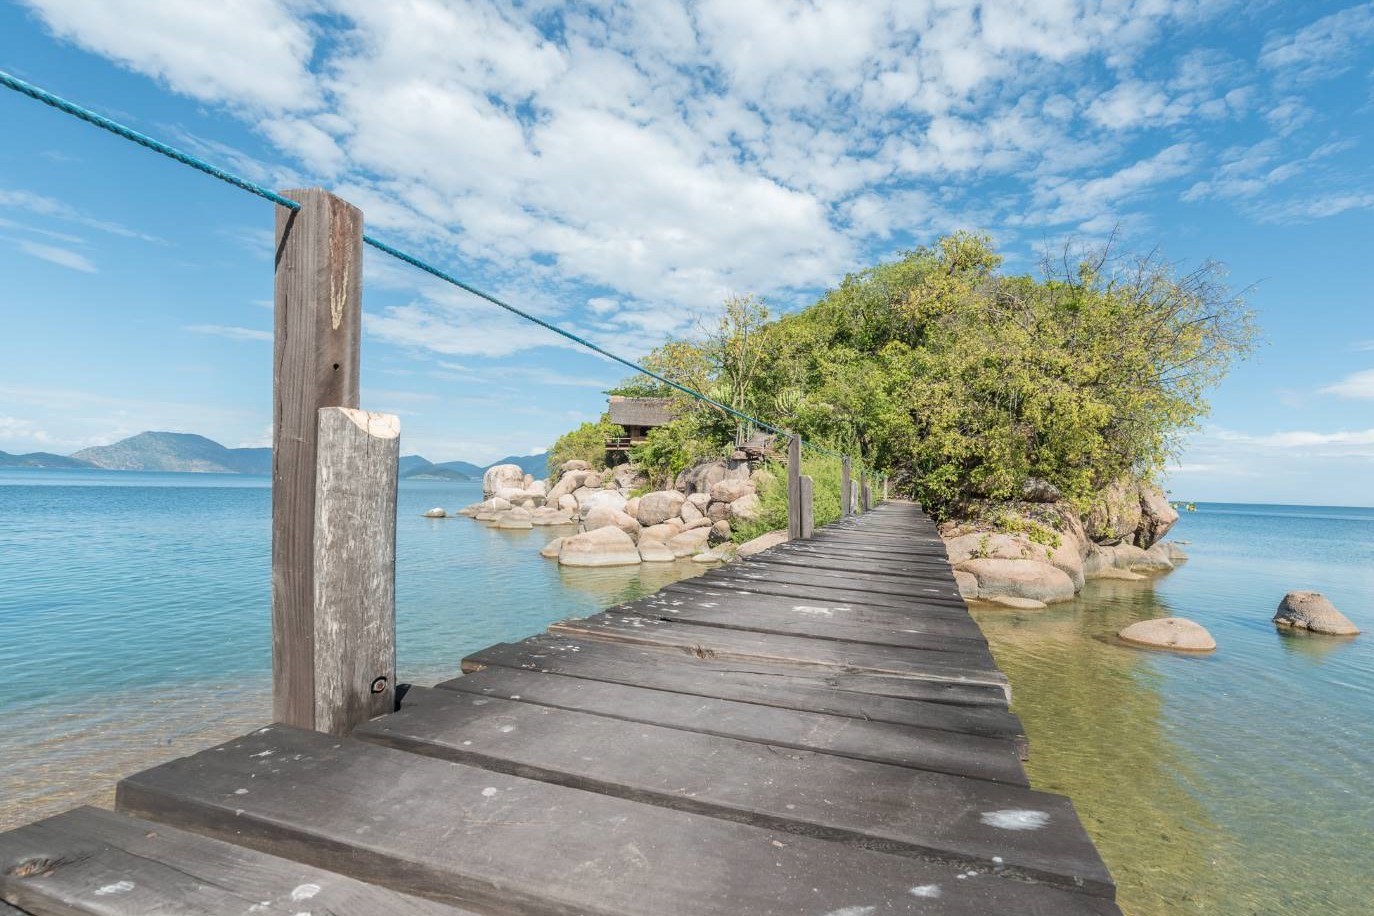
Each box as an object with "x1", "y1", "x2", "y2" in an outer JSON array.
[
  {"x1": 442, "y1": 457, "x2": 778, "y2": 567},
  {"x1": 942, "y1": 476, "x2": 1184, "y2": 610},
  {"x1": 1115, "y1": 591, "x2": 1359, "y2": 654}
]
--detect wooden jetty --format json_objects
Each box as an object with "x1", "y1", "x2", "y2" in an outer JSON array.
[
  {"x1": 0, "y1": 189, "x2": 1117, "y2": 914},
  {"x1": 0, "y1": 503, "x2": 1118, "y2": 915}
]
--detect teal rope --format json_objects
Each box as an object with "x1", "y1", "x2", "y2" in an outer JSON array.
[{"x1": 0, "y1": 68, "x2": 868, "y2": 470}]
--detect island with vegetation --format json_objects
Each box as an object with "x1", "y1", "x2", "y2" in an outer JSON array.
[{"x1": 458, "y1": 233, "x2": 1256, "y2": 610}]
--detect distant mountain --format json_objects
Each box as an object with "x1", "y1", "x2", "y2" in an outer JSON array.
[
  {"x1": 9, "y1": 431, "x2": 547, "y2": 478},
  {"x1": 402, "y1": 466, "x2": 471, "y2": 480},
  {"x1": 71, "y1": 432, "x2": 272, "y2": 475},
  {"x1": 397, "y1": 455, "x2": 433, "y2": 476},
  {"x1": 432, "y1": 460, "x2": 484, "y2": 477},
  {"x1": 0, "y1": 449, "x2": 95, "y2": 469}
]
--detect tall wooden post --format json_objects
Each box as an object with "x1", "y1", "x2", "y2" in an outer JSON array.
[
  {"x1": 883, "y1": 477, "x2": 889, "y2": 502},
  {"x1": 786, "y1": 434, "x2": 802, "y2": 539},
  {"x1": 861, "y1": 474, "x2": 873, "y2": 511},
  {"x1": 840, "y1": 457, "x2": 853, "y2": 517},
  {"x1": 799, "y1": 475, "x2": 815, "y2": 538},
  {"x1": 274, "y1": 187, "x2": 392, "y2": 734}
]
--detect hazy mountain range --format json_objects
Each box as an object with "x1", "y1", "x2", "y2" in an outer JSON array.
[{"x1": 0, "y1": 431, "x2": 547, "y2": 480}]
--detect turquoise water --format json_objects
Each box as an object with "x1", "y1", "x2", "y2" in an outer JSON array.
[
  {"x1": 2, "y1": 478, "x2": 1372, "y2": 915},
  {"x1": 0, "y1": 469, "x2": 705, "y2": 827},
  {"x1": 971, "y1": 502, "x2": 1374, "y2": 915}
]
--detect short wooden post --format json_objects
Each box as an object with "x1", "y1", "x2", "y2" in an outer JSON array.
[
  {"x1": 799, "y1": 475, "x2": 815, "y2": 538},
  {"x1": 786, "y1": 434, "x2": 802, "y2": 539},
  {"x1": 273, "y1": 187, "x2": 369, "y2": 731},
  {"x1": 883, "y1": 476, "x2": 889, "y2": 502},
  {"x1": 840, "y1": 457, "x2": 853, "y2": 517},
  {"x1": 861, "y1": 475, "x2": 873, "y2": 511},
  {"x1": 313, "y1": 407, "x2": 399, "y2": 734}
]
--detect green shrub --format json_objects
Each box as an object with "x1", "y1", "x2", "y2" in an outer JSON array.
[{"x1": 547, "y1": 416, "x2": 622, "y2": 477}]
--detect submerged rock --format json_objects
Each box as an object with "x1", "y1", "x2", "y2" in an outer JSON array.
[
  {"x1": 1273, "y1": 591, "x2": 1360, "y2": 636},
  {"x1": 422, "y1": 507, "x2": 447, "y2": 518},
  {"x1": 980, "y1": 595, "x2": 1048, "y2": 610},
  {"x1": 1119, "y1": 617, "x2": 1216, "y2": 652}
]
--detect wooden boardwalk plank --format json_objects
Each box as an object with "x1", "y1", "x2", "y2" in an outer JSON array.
[
  {"x1": 0, "y1": 807, "x2": 467, "y2": 915},
  {"x1": 548, "y1": 612, "x2": 1010, "y2": 697},
  {"x1": 630, "y1": 587, "x2": 992, "y2": 652},
  {"x1": 705, "y1": 563, "x2": 965, "y2": 603},
  {"x1": 465, "y1": 634, "x2": 1013, "y2": 710},
  {"x1": 692, "y1": 570, "x2": 967, "y2": 612},
  {"x1": 117, "y1": 725, "x2": 1120, "y2": 915},
  {"x1": 356, "y1": 687, "x2": 1111, "y2": 894},
  {"x1": 659, "y1": 578, "x2": 972, "y2": 622},
  {"x1": 437, "y1": 666, "x2": 1027, "y2": 764}
]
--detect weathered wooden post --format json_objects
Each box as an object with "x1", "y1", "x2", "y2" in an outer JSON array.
[
  {"x1": 840, "y1": 456, "x2": 853, "y2": 517},
  {"x1": 861, "y1": 474, "x2": 873, "y2": 511},
  {"x1": 799, "y1": 475, "x2": 815, "y2": 538},
  {"x1": 273, "y1": 187, "x2": 397, "y2": 735},
  {"x1": 786, "y1": 434, "x2": 802, "y2": 539},
  {"x1": 883, "y1": 476, "x2": 889, "y2": 502}
]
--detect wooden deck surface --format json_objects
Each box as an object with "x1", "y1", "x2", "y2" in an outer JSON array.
[{"x1": 0, "y1": 502, "x2": 1120, "y2": 915}]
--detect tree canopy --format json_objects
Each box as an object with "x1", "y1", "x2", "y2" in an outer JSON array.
[{"x1": 585, "y1": 233, "x2": 1256, "y2": 516}]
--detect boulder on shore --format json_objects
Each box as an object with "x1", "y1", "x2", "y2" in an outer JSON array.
[
  {"x1": 483, "y1": 463, "x2": 526, "y2": 498},
  {"x1": 956, "y1": 557, "x2": 1075, "y2": 604},
  {"x1": 636, "y1": 490, "x2": 686, "y2": 527},
  {"x1": 539, "y1": 537, "x2": 564, "y2": 559},
  {"x1": 492, "y1": 507, "x2": 533, "y2": 529},
  {"x1": 735, "y1": 530, "x2": 788, "y2": 557},
  {"x1": 709, "y1": 519, "x2": 732, "y2": 545},
  {"x1": 638, "y1": 540, "x2": 676, "y2": 562},
  {"x1": 1134, "y1": 484, "x2": 1179, "y2": 548},
  {"x1": 666, "y1": 527, "x2": 711, "y2": 558},
  {"x1": 558, "y1": 459, "x2": 592, "y2": 475},
  {"x1": 422, "y1": 507, "x2": 447, "y2": 518},
  {"x1": 728, "y1": 493, "x2": 762, "y2": 524},
  {"x1": 1119, "y1": 617, "x2": 1216, "y2": 652},
  {"x1": 980, "y1": 595, "x2": 1048, "y2": 610},
  {"x1": 709, "y1": 478, "x2": 754, "y2": 503},
  {"x1": 584, "y1": 506, "x2": 641, "y2": 543},
  {"x1": 1273, "y1": 591, "x2": 1360, "y2": 636},
  {"x1": 954, "y1": 569, "x2": 978, "y2": 599},
  {"x1": 558, "y1": 526, "x2": 641, "y2": 567}
]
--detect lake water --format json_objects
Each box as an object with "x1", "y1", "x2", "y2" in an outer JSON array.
[{"x1": 1, "y1": 476, "x2": 1371, "y2": 915}]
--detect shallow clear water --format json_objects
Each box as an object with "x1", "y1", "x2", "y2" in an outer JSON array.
[
  {"x1": 0, "y1": 469, "x2": 705, "y2": 828},
  {"x1": 2, "y1": 481, "x2": 1371, "y2": 915},
  {"x1": 972, "y1": 503, "x2": 1374, "y2": 916}
]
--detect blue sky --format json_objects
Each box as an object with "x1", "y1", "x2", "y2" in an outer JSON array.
[{"x1": 0, "y1": 1, "x2": 1371, "y2": 504}]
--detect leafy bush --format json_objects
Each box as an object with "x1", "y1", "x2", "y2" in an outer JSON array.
[
  {"x1": 546, "y1": 416, "x2": 622, "y2": 477},
  {"x1": 731, "y1": 453, "x2": 845, "y2": 543}
]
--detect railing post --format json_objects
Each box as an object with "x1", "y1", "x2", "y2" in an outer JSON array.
[
  {"x1": 861, "y1": 474, "x2": 873, "y2": 511},
  {"x1": 883, "y1": 476, "x2": 889, "y2": 502},
  {"x1": 840, "y1": 456, "x2": 853, "y2": 517},
  {"x1": 799, "y1": 475, "x2": 815, "y2": 538},
  {"x1": 273, "y1": 187, "x2": 395, "y2": 735},
  {"x1": 786, "y1": 434, "x2": 802, "y2": 539}
]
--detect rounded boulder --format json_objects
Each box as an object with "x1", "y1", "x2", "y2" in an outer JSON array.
[
  {"x1": 1274, "y1": 591, "x2": 1360, "y2": 636},
  {"x1": 956, "y1": 558, "x2": 1075, "y2": 604},
  {"x1": 636, "y1": 490, "x2": 686, "y2": 527},
  {"x1": 558, "y1": 526, "x2": 641, "y2": 567},
  {"x1": 1119, "y1": 617, "x2": 1216, "y2": 652}
]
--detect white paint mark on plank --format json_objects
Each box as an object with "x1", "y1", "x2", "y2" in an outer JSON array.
[
  {"x1": 95, "y1": 881, "x2": 134, "y2": 895},
  {"x1": 981, "y1": 809, "x2": 1050, "y2": 830}
]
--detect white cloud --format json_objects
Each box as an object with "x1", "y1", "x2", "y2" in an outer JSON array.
[
  {"x1": 183, "y1": 324, "x2": 272, "y2": 342},
  {"x1": 21, "y1": 0, "x2": 318, "y2": 111},
  {"x1": 1320, "y1": 369, "x2": 1374, "y2": 400},
  {"x1": 23, "y1": 0, "x2": 1369, "y2": 363},
  {"x1": 1260, "y1": 2, "x2": 1374, "y2": 82},
  {"x1": 15, "y1": 240, "x2": 97, "y2": 272},
  {"x1": 0, "y1": 416, "x2": 53, "y2": 447}
]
